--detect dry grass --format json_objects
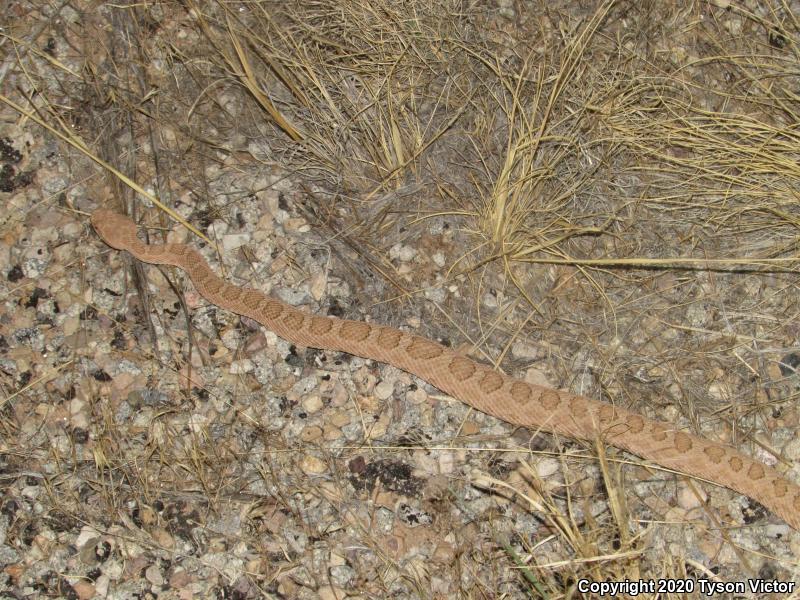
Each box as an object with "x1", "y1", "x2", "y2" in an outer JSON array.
[{"x1": 2, "y1": 0, "x2": 800, "y2": 597}]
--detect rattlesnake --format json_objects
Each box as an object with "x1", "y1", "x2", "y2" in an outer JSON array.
[{"x1": 91, "y1": 209, "x2": 800, "y2": 530}]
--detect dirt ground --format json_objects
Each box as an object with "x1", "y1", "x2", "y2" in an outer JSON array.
[{"x1": 2, "y1": 0, "x2": 800, "y2": 598}]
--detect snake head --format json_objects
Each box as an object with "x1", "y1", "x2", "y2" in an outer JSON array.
[{"x1": 91, "y1": 209, "x2": 139, "y2": 251}]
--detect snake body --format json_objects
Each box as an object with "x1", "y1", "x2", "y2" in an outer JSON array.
[{"x1": 92, "y1": 209, "x2": 800, "y2": 530}]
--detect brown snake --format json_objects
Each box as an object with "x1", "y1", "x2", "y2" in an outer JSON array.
[{"x1": 92, "y1": 209, "x2": 800, "y2": 530}]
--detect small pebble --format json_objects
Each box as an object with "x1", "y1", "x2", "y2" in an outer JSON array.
[
  {"x1": 511, "y1": 341, "x2": 539, "y2": 360},
  {"x1": 300, "y1": 426, "x2": 323, "y2": 442},
  {"x1": 677, "y1": 482, "x2": 707, "y2": 511},
  {"x1": 284, "y1": 217, "x2": 310, "y2": 232},
  {"x1": 389, "y1": 243, "x2": 416, "y2": 262},
  {"x1": 374, "y1": 380, "x2": 394, "y2": 400},
  {"x1": 301, "y1": 454, "x2": 327, "y2": 475},
  {"x1": 318, "y1": 585, "x2": 348, "y2": 600},
  {"x1": 151, "y1": 527, "x2": 175, "y2": 549},
  {"x1": 145, "y1": 563, "x2": 165, "y2": 586},
  {"x1": 310, "y1": 271, "x2": 327, "y2": 301},
  {"x1": 222, "y1": 233, "x2": 250, "y2": 251},
  {"x1": 71, "y1": 580, "x2": 95, "y2": 600},
  {"x1": 323, "y1": 425, "x2": 343, "y2": 440},
  {"x1": 301, "y1": 394, "x2": 323, "y2": 414},
  {"x1": 535, "y1": 458, "x2": 560, "y2": 479},
  {"x1": 460, "y1": 421, "x2": 480, "y2": 436}
]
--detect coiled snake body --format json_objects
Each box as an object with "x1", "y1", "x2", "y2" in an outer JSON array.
[{"x1": 92, "y1": 209, "x2": 800, "y2": 530}]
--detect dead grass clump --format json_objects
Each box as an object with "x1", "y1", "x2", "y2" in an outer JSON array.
[{"x1": 190, "y1": 0, "x2": 478, "y2": 193}]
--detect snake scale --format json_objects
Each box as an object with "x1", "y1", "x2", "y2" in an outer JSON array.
[{"x1": 91, "y1": 209, "x2": 800, "y2": 530}]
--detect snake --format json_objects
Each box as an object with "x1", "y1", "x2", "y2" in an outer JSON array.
[{"x1": 91, "y1": 209, "x2": 800, "y2": 530}]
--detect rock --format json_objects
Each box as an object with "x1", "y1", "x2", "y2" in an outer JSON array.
[
  {"x1": 71, "y1": 580, "x2": 95, "y2": 600},
  {"x1": 460, "y1": 421, "x2": 480, "y2": 436},
  {"x1": 284, "y1": 217, "x2": 310, "y2": 232},
  {"x1": 318, "y1": 585, "x2": 348, "y2": 600},
  {"x1": 300, "y1": 454, "x2": 327, "y2": 475},
  {"x1": 300, "y1": 425, "x2": 323, "y2": 442},
  {"x1": 145, "y1": 563, "x2": 165, "y2": 586},
  {"x1": 364, "y1": 412, "x2": 390, "y2": 440},
  {"x1": 535, "y1": 458, "x2": 560, "y2": 479},
  {"x1": 301, "y1": 394, "x2": 323, "y2": 414},
  {"x1": 310, "y1": 271, "x2": 327, "y2": 301},
  {"x1": 677, "y1": 482, "x2": 707, "y2": 511},
  {"x1": 230, "y1": 359, "x2": 254, "y2": 374},
  {"x1": 511, "y1": 341, "x2": 540, "y2": 360},
  {"x1": 432, "y1": 541, "x2": 455, "y2": 563},
  {"x1": 222, "y1": 233, "x2": 250, "y2": 252},
  {"x1": 323, "y1": 425, "x2": 343, "y2": 441},
  {"x1": 374, "y1": 380, "x2": 394, "y2": 400},
  {"x1": 150, "y1": 527, "x2": 174, "y2": 549},
  {"x1": 62, "y1": 316, "x2": 80, "y2": 336}
]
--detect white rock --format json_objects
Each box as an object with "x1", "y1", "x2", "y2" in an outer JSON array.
[
  {"x1": 187, "y1": 413, "x2": 207, "y2": 433},
  {"x1": 300, "y1": 454, "x2": 327, "y2": 475},
  {"x1": 62, "y1": 316, "x2": 80, "y2": 337},
  {"x1": 145, "y1": 564, "x2": 164, "y2": 586},
  {"x1": 389, "y1": 243, "x2": 417, "y2": 262},
  {"x1": 511, "y1": 341, "x2": 539, "y2": 360},
  {"x1": 707, "y1": 382, "x2": 730, "y2": 401},
  {"x1": 69, "y1": 398, "x2": 89, "y2": 429},
  {"x1": 375, "y1": 380, "x2": 394, "y2": 400},
  {"x1": 302, "y1": 394, "x2": 323, "y2": 414},
  {"x1": 536, "y1": 458, "x2": 560, "y2": 479},
  {"x1": 309, "y1": 271, "x2": 327, "y2": 301},
  {"x1": 222, "y1": 233, "x2": 250, "y2": 252},
  {"x1": 74, "y1": 526, "x2": 101, "y2": 548},
  {"x1": 438, "y1": 451, "x2": 455, "y2": 474},
  {"x1": 230, "y1": 359, "x2": 254, "y2": 374},
  {"x1": 398, "y1": 245, "x2": 417, "y2": 262},
  {"x1": 207, "y1": 219, "x2": 228, "y2": 236},
  {"x1": 284, "y1": 217, "x2": 309, "y2": 232}
]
